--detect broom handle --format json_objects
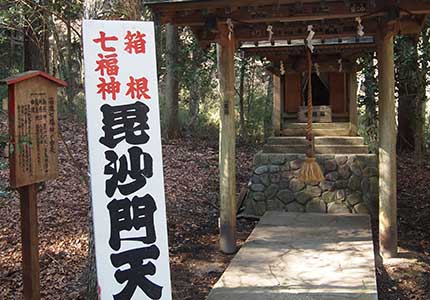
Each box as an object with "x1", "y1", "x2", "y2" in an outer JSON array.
[{"x1": 306, "y1": 47, "x2": 315, "y2": 157}]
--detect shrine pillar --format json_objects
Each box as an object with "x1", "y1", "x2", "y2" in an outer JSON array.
[
  {"x1": 376, "y1": 30, "x2": 397, "y2": 258},
  {"x1": 273, "y1": 74, "x2": 281, "y2": 136},
  {"x1": 349, "y1": 66, "x2": 358, "y2": 135},
  {"x1": 217, "y1": 23, "x2": 236, "y2": 254}
]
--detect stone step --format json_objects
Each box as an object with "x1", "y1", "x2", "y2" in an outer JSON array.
[
  {"x1": 284, "y1": 122, "x2": 351, "y2": 129},
  {"x1": 208, "y1": 212, "x2": 378, "y2": 300},
  {"x1": 282, "y1": 128, "x2": 352, "y2": 136},
  {"x1": 263, "y1": 144, "x2": 369, "y2": 154},
  {"x1": 268, "y1": 136, "x2": 365, "y2": 146}
]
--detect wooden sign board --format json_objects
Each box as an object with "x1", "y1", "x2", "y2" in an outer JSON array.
[{"x1": 2, "y1": 71, "x2": 67, "y2": 188}]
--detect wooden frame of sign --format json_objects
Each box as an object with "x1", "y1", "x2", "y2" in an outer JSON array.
[{"x1": 1, "y1": 71, "x2": 67, "y2": 300}]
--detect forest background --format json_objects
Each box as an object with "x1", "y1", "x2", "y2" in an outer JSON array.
[
  {"x1": 0, "y1": 0, "x2": 429, "y2": 153},
  {"x1": 1, "y1": 1, "x2": 430, "y2": 299}
]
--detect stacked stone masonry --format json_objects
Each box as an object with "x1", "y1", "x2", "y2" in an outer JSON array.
[{"x1": 242, "y1": 152, "x2": 379, "y2": 217}]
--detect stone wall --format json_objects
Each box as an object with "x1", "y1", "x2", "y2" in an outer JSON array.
[{"x1": 241, "y1": 152, "x2": 378, "y2": 217}]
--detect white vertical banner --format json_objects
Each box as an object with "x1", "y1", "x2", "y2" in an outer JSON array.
[{"x1": 83, "y1": 20, "x2": 172, "y2": 300}]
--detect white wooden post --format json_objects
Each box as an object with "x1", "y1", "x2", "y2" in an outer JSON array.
[
  {"x1": 349, "y1": 68, "x2": 358, "y2": 135},
  {"x1": 217, "y1": 23, "x2": 236, "y2": 254},
  {"x1": 377, "y1": 31, "x2": 398, "y2": 258},
  {"x1": 273, "y1": 74, "x2": 281, "y2": 136}
]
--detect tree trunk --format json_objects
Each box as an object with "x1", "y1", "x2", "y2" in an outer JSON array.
[
  {"x1": 24, "y1": 1, "x2": 49, "y2": 71},
  {"x1": 65, "y1": 18, "x2": 75, "y2": 113},
  {"x1": 121, "y1": 0, "x2": 141, "y2": 20},
  {"x1": 397, "y1": 93, "x2": 415, "y2": 151},
  {"x1": 83, "y1": 0, "x2": 106, "y2": 19},
  {"x1": 396, "y1": 36, "x2": 418, "y2": 152},
  {"x1": 165, "y1": 24, "x2": 181, "y2": 139},
  {"x1": 246, "y1": 61, "x2": 256, "y2": 140},
  {"x1": 246, "y1": 62, "x2": 255, "y2": 119},
  {"x1": 360, "y1": 53, "x2": 378, "y2": 153},
  {"x1": 83, "y1": 1, "x2": 101, "y2": 295},
  {"x1": 238, "y1": 59, "x2": 247, "y2": 140},
  {"x1": 188, "y1": 75, "x2": 200, "y2": 133},
  {"x1": 85, "y1": 208, "x2": 98, "y2": 300},
  {"x1": 415, "y1": 22, "x2": 430, "y2": 159},
  {"x1": 414, "y1": 94, "x2": 425, "y2": 159},
  {"x1": 264, "y1": 74, "x2": 273, "y2": 141},
  {"x1": 186, "y1": 46, "x2": 202, "y2": 134},
  {"x1": 154, "y1": 15, "x2": 163, "y2": 80}
]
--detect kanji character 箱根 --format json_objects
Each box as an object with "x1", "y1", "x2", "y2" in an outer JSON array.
[
  {"x1": 124, "y1": 30, "x2": 146, "y2": 54},
  {"x1": 97, "y1": 77, "x2": 121, "y2": 100},
  {"x1": 107, "y1": 194, "x2": 157, "y2": 251},
  {"x1": 99, "y1": 102, "x2": 150, "y2": 148},
  {"x1": 126, "y1": 76, "x2": 151, "y2": 100},
  {"x1": 104, "y1": 147, "x2": 153, "y2": 197},
  {"x1": 93, "y1": 31, "x2": 118, "y2": 52},
  {"x1": 111, "y1": 245, "x2": 162, "y2": 300},
  {"x1": 95, "y1": 53, "x2": 119, "y2": 76}
]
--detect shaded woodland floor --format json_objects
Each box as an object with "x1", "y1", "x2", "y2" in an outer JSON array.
[
  {"x1": 0, "y1": 118, "x2": 429, "y2": 300},
  {"x1": 376, "y1": 154, "x2": 430, "y2": 300}
]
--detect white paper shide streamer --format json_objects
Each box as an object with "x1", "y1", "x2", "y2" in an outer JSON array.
[
  {"x1": 227, "y1": 18, "x2": 234, "y2": 40},
  {"x1": 306, "y1": 25, "x2": 315, "y2": 53},
  {"x1": 356, "y1": 17, "x2": 364, "y2": 37},
  {"x1": 280, "y1": 60, "x2": 285, "y2": 75},
  {"x1": 267, "y1": 25, "x2": 274, "y2": 43}
]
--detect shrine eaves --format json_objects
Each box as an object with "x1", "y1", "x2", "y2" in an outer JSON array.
[{"x1": 146, "y1": 0, "x2": 430, "y2": 46}]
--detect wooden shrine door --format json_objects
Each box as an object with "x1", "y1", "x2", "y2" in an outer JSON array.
[
  {"x1": 284, "y1": 73, "x2": 302, "y2": 113},
  {"x1": 329, "y1": 72, "x2": 347, "y2": 114}
]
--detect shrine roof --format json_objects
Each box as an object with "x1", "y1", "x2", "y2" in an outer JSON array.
[
  {"x1": 241, "y1": 37, "x2": 374, "y2": 56},
  {"x1": 146, "y1": 0, "x2": 430, "y2": 43},
  {"x1": 1, "y1": 71, "x2": 68, "y2": 87},
  {"x1": 241, "y1": 36, "x2": 374, "y2": 49}
]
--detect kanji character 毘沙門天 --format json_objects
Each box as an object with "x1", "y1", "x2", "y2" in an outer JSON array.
[
  {"x1": 111, "y1": 246, "x2": 162, "y2": 300},
  {"x1": 107, "y1": 194, "x2": 157, "y2": 251},
  {"x1": 99, "y1": 102, "x2": 150, "y2": 148},
  {"x1": 104, "y1": 147, "x2": 153, "y2": 197}
]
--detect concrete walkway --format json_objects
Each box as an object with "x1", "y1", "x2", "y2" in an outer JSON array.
[{"x1": 208, "y1": 212, "x2": 378, "y2": 300}]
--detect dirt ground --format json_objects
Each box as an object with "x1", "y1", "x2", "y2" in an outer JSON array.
[
  {"x1": 0, "y1": 118, "x2": 429, "y2": 300},
  {"x1": 375, "y1": 154, "x2": 430, "y2": 300}
]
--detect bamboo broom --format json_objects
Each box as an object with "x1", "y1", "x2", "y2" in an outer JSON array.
[{"x1": 298, "y1": 47, "x2": 325, "y2": 184}]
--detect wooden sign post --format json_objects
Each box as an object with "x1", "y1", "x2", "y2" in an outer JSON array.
[{"x1": 1, "y1": 71, "x2": 67, "y2": 300}]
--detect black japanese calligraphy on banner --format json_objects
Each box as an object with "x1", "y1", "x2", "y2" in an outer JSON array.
[
  {"x1": 100, "y1": 102, "x2": 150, "y2": 148},
  {"x1": 111, "y1": 246, "x2": 162, "y2": 300},
  {"x1": 104, "y1": 147, "x2": 153, "y2": 197},
  {"x1": 108, "y1": 193, "x2": 157, "y2": 251}
]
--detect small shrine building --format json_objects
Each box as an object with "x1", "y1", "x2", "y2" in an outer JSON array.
[{"x1": 147, "y1": 0, "x2": 430, "y2": 259}]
